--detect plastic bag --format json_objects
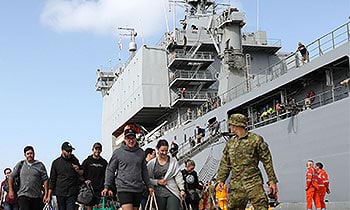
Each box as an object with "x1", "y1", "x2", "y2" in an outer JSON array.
[
  {"x1": 92, "y1": 197, "x2": 120, "y2": 210},
  {"x1": 43, "y1": 203, "x2": 54, "y2": 210}
]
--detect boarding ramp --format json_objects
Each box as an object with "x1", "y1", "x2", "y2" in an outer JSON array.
[
  {"x1": 177, "y1": 131, "x2": 223, "y2": 165},
  {"x1": 197, "y1": 152, "x2": 221, "y2": 183}
]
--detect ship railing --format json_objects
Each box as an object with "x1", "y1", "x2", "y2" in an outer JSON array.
[
  {"x1": 163, "y1": 120, "x2": 180, "y2": 132},
  {"x1": 176, "y1": 120, "x2": 226, "y2": 162},
  {"x1": 306, "y1": 21, "x2": 350, "y2": 61},
  {"x1": 184, "y1": 29, "x2": 212, "y2": 44},
  {"x1": 163, "y1": 94, "x2": 222, "y2": 134},
  {"x1": 169, "y1": 70, "x2": 215, "y2": 83},
  {"x1": 162, "y1": 22, "x2": 350, "y2": 135},
  {"x1": 95, "y1": 70, "x2": 116, "y2": 91},
  {"x1": 216, "y1": 8, "x2": 245, "y2": 28},
  {"x1": 168, "y1": 50, "x2": 214, "y2": 63},
  {"x1": 159, "y1": 28, "x2": 212, "y2": 48},
  {"x1": 171, "y1": 90, "x2": 217, "y2": 102},
  {"x1": 220, "y1": 21, "x2": 350, "y2": 106},
  {"x1": 242, "y1": 37, "x2": 282, "y2": 47},
  {"x1": 295, "y1": 85, "x2": 349, "y2": 110},
  {"x1": 247, "y1": 85, "x2": 349, "y2": 129}
]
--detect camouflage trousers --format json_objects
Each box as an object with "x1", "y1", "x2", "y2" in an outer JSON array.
[{"x1": 227, "y1": 183, "x2": 268, "y2": 210}]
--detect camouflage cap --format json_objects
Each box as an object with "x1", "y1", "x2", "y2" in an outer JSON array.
[{"x1": 228, "y1": 113, "x2": 248, "y2": 127}]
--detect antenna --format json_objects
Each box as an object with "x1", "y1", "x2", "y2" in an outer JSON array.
[
  {"x1": 172, "y1": 1, "x2": 176, "y2": 33},
  {"x1": 164, "y1": 0, "x2": 170, "y2": 32},
  {"x1": 118, "y1": 27, "x2": 138, "y2": 53},
  {"x1": 256, "y1": 0, "x2": 260, "y2": 31}
]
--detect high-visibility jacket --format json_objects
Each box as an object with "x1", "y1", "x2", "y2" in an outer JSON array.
[
  {"x1": 317, "y1": 168, "x2": 329, "y2": 192},
  {"x1": 215, "y1": 184, "x2": 228, "y2": 210},
  {"x1": 306, "y1": 166, "x2": 321, "y2": 209},
  {"x1": 306, "y1": 166, "x2": 318, "y2": 190}
]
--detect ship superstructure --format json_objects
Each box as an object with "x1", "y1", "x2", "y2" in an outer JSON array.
[{"x1": 96, "y1": 1, "x2": 350, "y2": 209}]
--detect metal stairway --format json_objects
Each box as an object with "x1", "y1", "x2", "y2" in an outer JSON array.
[{"x1": 177, "y1": 132, "x2": 223, "y2": 164}]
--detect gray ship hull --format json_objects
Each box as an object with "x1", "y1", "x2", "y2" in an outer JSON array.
[
  {"x1": 256, "y1": 96, "x2": 350, "y2": 204},
  {"x1": 186, "y1": 97, "x2": 350, "y2": 209}
]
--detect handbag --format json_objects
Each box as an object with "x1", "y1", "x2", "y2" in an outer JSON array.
[
  {"x1": 77, "y1": 182, "x2": 94, "y2": 205},
  {"x1": 144, "y1": 193, "x2": 159, "y2": 210}
]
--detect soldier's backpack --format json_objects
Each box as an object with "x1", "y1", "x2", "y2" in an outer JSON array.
[{"x1": 3, "y1": 161, "x2": 24, "y2": 193}]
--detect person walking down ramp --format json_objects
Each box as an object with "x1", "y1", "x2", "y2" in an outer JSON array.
[
  {"x1": 48, "y1": 142, "x2": 83, "y2": 210},
  {"x1": 102, "y1": 127, "x2": 153, "y2": 210},
  {"x1": 9, "y1": 146, "x2": 49, "y2": 210},
  {"x1": 147, "y1": 139, "x2": 186, "y2": 210},
  {"x1": 216, "y1": 113, "x2": 278, "y2": 210}
]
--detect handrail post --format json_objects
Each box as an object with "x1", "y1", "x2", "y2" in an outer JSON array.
[
  {"x1": 347, "y1": 23, "x2": 350, "y2": 41},
  {"x1": 318, "y1": 39, "x2": 323, "y2": 56}
]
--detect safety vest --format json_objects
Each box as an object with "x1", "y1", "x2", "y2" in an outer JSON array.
[
  {"x1": 317, "y1": 169, "x2": 329, "y2": 191},
  {"x1": 215, "y1": 184, "x2": 227, "y2": 201},
  {"x1": 306, "y1": 166, "x2": 319, "y2": 189}
]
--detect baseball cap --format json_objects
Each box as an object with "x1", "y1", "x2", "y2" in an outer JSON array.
[
  {"x1": 93, "y1": 142, "x2": 102, "y2": 150},
  {"x1": 124, "y1": 128, "x2": 136, "y2": 137},
  {"x1": 61, "y1": 142, "x2": 75, "y2": 152}
]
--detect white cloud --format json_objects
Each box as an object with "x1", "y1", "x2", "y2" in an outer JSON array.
[{"x1": 40, "y1": 0, "x2": 167, "y2": 37}]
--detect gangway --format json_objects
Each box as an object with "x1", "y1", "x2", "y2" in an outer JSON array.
[{"x1": 177, "y1": 132, "x2": 223, "y2": 164}]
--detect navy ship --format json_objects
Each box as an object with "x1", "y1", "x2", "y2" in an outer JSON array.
[{"x1": 95, "y1": 1, "x2": 350, "y2": 209}]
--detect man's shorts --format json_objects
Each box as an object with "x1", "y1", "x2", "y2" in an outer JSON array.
[{"x1": 117, "y1": 192, "x2": 142, "y2": 207}]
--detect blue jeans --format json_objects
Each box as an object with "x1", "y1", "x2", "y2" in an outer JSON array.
[
  {"x1": 56, "y1": 195, "x2": 77, "y2": 210},
  {"x1": 3, "y1": 203, "x2": 19, "y2": 210}
]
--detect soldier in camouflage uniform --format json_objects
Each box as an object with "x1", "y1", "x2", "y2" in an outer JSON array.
[{"x1": 216, "y1": 113, "x2": 278, "y2": 210}]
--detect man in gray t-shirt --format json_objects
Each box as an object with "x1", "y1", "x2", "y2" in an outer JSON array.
[{"x1": 8, "y1": 146, "x2": 49, "y2": 210}]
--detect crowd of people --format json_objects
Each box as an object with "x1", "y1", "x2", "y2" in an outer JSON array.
[
  {"x1": 0, "y1": 142, "x2": 108, "y2": 210},
  {"x1": 0, "y1": 113, "x2": 330, "y2": 210}
]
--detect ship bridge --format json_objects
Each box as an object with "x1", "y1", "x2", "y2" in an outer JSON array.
[{"x1": 242, "y1": 31, "x2": 282, "y2": 54}]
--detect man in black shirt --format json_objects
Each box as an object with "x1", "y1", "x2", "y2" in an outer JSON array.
[
  {"x1": 82, "y1": 142, "x2": 108, "y2": 210},
  {"x1": 181, "y1": 159, "x2": 202, "y2": 210},
  {"x1": 48, "y1": 142, "x2": 83, "y2": 210}
]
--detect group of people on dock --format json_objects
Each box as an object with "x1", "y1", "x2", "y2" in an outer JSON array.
[{"x1": 0, "y1": 113, "x2": 330, "y2": 210}]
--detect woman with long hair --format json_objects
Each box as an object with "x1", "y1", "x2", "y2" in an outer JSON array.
[{"x1": 147, "y1": 139, "x2": 185, "y2": 210}]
